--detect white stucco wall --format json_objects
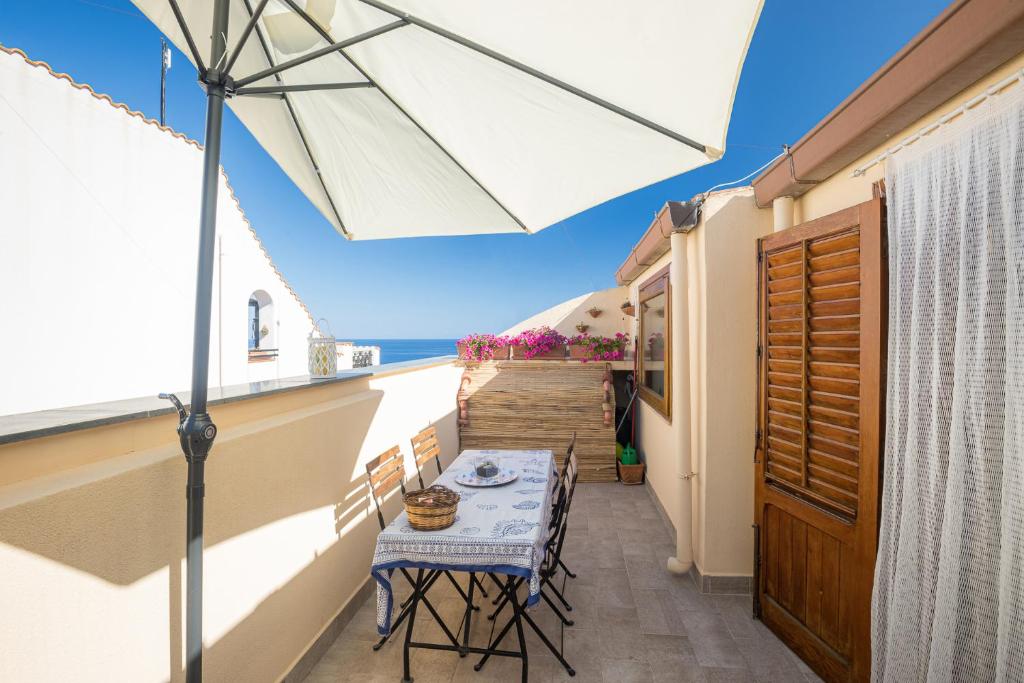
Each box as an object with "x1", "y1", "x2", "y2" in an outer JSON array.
[
  {"x1": 499, "y1": 286, "x2": 630, "y2": 339},
  {"x1": 0, "y1": 48, "x2": 315, "y2": 416}
]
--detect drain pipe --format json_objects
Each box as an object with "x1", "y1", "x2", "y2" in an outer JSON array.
[
  {"x1": 667, "y1": 228, "x2": 696, "y2": 575},
  {"x1": 772, "y1": 196, "x2": 795, "y2": 232}
]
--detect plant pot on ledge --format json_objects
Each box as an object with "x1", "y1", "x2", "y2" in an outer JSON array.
[
  {"x1": 456, "y1": 335, "x2": 511, "y2": 361},
  {"x1": 458, "y1": 345, "x2": 511, "y2": 361},
  {"x1": 510, "y1": 344, "x2": 566, "y2": 360},
  {"x1": 568, "y1": 344, "x2": 591, "y2": 361}
]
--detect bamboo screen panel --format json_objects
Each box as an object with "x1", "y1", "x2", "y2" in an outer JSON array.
[
  {"x1": 458, "y1": 361, "x2": 616, "y2": 482},
  {"x1": 763, "y1": 228, "x2": 862, "y2": 519}
]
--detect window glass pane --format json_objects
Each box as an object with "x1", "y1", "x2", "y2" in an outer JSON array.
[
  {"x1": 641, "y1": 291, "x2": 667, "y2": 397},
  {"x1": 248, "y1": 299, "x2": 259, "y2": 350}
]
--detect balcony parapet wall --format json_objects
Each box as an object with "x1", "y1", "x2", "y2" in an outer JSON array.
[{"x1": 0, "y1": 357, "x2": 460, "y2": 682}]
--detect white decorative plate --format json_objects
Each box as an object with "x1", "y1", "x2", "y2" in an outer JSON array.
[{"x1": 454, "y1": 469, "x2": 519, "y2": 487}]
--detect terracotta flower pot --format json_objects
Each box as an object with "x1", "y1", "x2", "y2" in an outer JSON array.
[
  {"x1": 457, "y1": 342, "x2": 509, "y2": 361},
  {"x1": 569, "y1": 344, "x2": 593, "y2": 361},
  {"x1": 511, "y1": 344, "x2": 566, "y2": 360}
]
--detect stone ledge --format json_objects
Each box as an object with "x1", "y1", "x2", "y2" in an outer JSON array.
[{"x1": 0, "y1": 356, "x2": 456, "y2": 446}]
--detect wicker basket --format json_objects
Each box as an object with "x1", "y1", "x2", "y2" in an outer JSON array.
[
  {"x1": 403, "y1": 485, "x2": 460, "y2": 531},
  {"x1": 617, "y1": 461, "x2": 646, "y2": 485}
]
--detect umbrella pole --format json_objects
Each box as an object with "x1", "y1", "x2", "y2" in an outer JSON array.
[{"x1": 173, "y1": 2, "x2": 230, "y2": 681}]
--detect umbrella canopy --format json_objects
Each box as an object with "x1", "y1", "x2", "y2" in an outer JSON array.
[{"x1": 132, "y1": 0, "x2": 762, "y2": 239}]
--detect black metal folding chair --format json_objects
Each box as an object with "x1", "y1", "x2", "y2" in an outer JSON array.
[
  {"x1": 366, "y1": 446, "x2": 475, "y2": 651},
  {"x1": 478, "y1": 450, "x2": 580, "y2": 676},
  {"x1": 554, "y1": 433, "x2": 579, "y2": 583}
]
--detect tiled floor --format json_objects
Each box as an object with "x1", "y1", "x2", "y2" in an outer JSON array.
[{"x1": 305, "y1": 483, "x2": 823, "y2": 683}]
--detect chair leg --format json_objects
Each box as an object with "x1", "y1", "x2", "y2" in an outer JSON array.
[
  {"x1": 478, "y1": 587, "x2": 575, "y2": 677},
  {"x1": 472, "y1": 573, "x2": 489, "y2": 598},
  {"x1": 548, "y1": 580, "x2": 573, "y2": 612},
  {"x1": 558, "y1": 557, "x2": 577, "y2": 579},
  {"x1": 488, "y1": 591, "x2": 510, "y2": 621},
  {"x1": 520, "y1": 607, "x2": 575, "y2": 676},
  {"x1": 443, "y1": 570, "x2": 480, "y2": 611},
  {"x1": 541, "y1": 588, "x2": 574, "y2": 627},
  {"x1": 487, "y1": 576, "x2": 524, "y2": 622},
  {"x1": 374, "y1": 570, "x2": 444, "y2": 651}
]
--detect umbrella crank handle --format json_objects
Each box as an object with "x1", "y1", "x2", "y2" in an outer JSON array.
[
  {"x1": 159, "y1": 393, "x2": 217, "y2": 462},
  {"x1": 159, "y1": 392, "x2": 187, "y2": 423}
]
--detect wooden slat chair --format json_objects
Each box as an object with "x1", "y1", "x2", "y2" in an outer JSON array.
[
  {"x1": 366, "y1": 447, "x2": 464, "y2": 651},
  {"x1": 411, "y1": 425, "x2": 491, "y2": 599},
  {"x1": 367, "y1": 446, "x2": 408, "y2": 529},
  {"x1": 411, "y1": 425, "x2": 443, "y2": 489}
]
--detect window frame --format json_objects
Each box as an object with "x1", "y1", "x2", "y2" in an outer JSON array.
[
  {"x1": 637, "y1": 265, "x2": 671, "y2": 419},
  {"x1": 248, "y1": 297, "x2": 261, "y2": 350}
]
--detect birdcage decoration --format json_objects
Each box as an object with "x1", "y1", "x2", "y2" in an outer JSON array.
[{"x1": 308, "y1": 319, "x2": 337, "y2": 379}]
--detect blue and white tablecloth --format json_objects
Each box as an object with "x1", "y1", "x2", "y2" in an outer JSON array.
[{"x1": 371, "y1": 449, "x2": 556, "y2": 635}]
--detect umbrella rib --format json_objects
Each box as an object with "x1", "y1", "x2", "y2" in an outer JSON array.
[
  {"x1": 233, "y1": 20, "x2": 408, "y2": 89},
  {"x1": 239, "y1": 0, "x2": 351, "y2": 237},
  {"x1": 355, "y1": 0, "x2": 710, "y2": 155},
  {"x1": 235, "y1": 82, "x2": 375, "y2": 95},
  {"x1": 166, "y1": 0, "x2": 206, "y2": 73},
  {"x1": 280, "y1": 0, "x2": 531, "y2": 234},
  {"x1": 223, "y1": 0, "x2": 270, "y2": 77}
]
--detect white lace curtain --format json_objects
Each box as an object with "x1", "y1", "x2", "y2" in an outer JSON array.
[{"x1": 873, "y1": 85, "x2": 1024, "y2": 681}]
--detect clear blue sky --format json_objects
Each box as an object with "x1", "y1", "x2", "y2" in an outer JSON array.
[{"x1": 1, "y1": 1, "x2": 948, "y2": 338}]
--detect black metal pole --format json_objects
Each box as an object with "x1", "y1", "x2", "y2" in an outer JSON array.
[
  {"x1": 160, "y1": 39, "x2": 168, "y2": 127},
  {"x1": 181, "y1": 2, "x2": 229, "y2": 681}
]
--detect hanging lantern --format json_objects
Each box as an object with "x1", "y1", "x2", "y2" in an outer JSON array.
[{"x1": 308, "y1": 318, "x2": 337, "y2": 379}]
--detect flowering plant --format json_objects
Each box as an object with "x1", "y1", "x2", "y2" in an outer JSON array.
[
  {"x1": 457, "y1": 333, "x2": 511, "y2": 361},
  {"x1": 511, "y1": 326, "x2": 567, "y2": 359},
  {"x1": 569, "y1": 332, "x2": 630, "y2": 362}
]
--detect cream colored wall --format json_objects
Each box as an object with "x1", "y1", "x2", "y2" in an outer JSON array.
[
  {"x1": 499, "y1": 286, "x2": 630, "y2": 339},
  {"x1": 0, "y1": 361, "x2": 461, "y2": 682},
  {"x1": 795, "y1": 52, "x2": 1024, "y2": 223},
  {"x1": 627, "y1": 189, "x2": 771, "y2": 578},
  {"x1": 628, "y1": 253, "x2": 681, "y2": 533},
  {"x1": 699, "y1": 191, "x2": 772, "y2": 576}
]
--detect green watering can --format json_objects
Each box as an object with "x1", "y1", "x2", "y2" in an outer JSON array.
[{"x1": 620, "y1": 443, "x2": 638, "y2": 466}]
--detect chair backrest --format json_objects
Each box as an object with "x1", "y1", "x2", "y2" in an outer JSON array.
[
  {"x1": 411, "y1": 425, "x2": 443, "y2": 489},
  {"x1": 546, "y1": 450, "x2": 579, "y2": 577},
  {"x1": 561, "y1": 432, "x2": 577, "y2": 477},
  {"x1": 552, "y1": 432, "x2": 577, "y2": 497},
  {"x1": 365, "y1": 445, "x2": 407, "y2": 530}
]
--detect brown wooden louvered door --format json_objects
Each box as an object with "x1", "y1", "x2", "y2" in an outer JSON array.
[{"x1": 754, "y1": 198, "x2": 886, "y2": 683}]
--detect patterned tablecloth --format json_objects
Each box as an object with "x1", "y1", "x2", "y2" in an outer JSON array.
[{"x1": 371, "y1": 449, "x2": 556, "y2": 635}]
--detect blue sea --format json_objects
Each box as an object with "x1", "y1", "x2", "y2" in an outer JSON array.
[{"x1": 352, "y1": 339, "x2": 457, "y2": 365}]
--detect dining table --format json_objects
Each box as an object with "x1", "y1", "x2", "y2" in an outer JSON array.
[{"x1": 370, "y1": 448, "x2": 557, "y2": 682}]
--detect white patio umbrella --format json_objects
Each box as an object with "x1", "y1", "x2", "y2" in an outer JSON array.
[{"x1": 128, "y1": 0, "x2": 762, "y2": 679}]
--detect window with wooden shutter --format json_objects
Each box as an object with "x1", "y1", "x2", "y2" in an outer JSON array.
[{"x1": 763, "y1": 227, "x2": 863, "y2": 519}]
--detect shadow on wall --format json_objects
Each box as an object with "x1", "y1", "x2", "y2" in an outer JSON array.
[
  {"x1": 0, "y1": 386, "x2": 381, "y2": 586},
  {"x1": 0, "y1": 371, "x2": 460, "y2": 682},
  {"x1": 198, "y1": 405, "x2": 460, "y2": 683}
]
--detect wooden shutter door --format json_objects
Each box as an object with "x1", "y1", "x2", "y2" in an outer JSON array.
[{"x1": 754, "y1": 198, "x2": 886, "y2": 683}]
